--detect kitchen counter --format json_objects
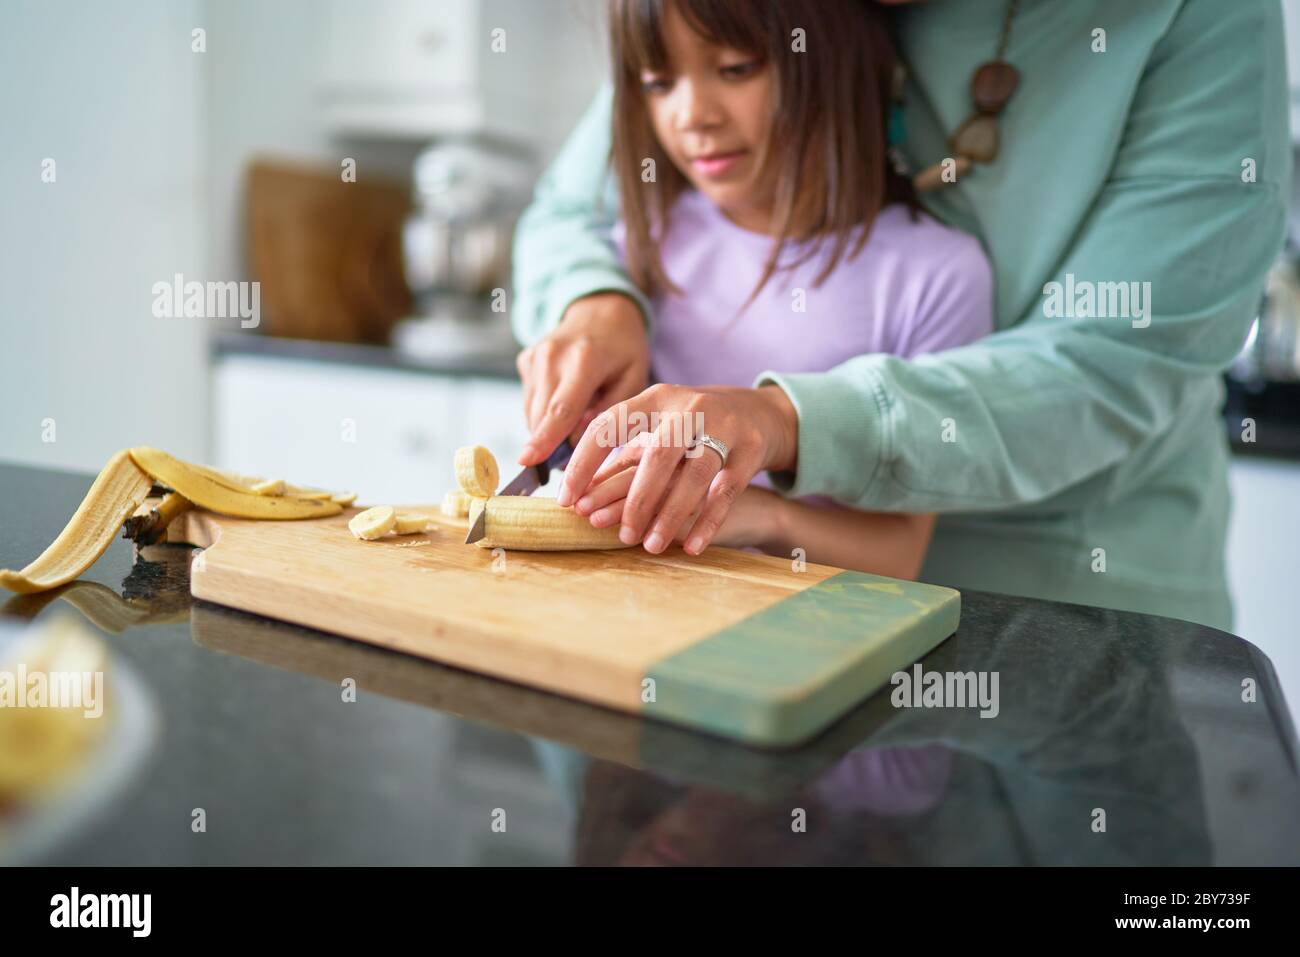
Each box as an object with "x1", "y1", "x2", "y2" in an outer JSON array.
[
  {"x1": 2, "y1": 462, "x2": 1298, "y2": 865},
  {"x1": 211, "y1": 330, "x2": 520, "y2": 380}
]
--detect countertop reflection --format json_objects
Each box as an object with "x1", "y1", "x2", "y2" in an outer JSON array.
[{"x1": 2, "y1": 462, "x2": 1297, "y2": 865}]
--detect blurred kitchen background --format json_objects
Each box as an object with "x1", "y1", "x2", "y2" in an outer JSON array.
[{"x1": 0, "y1": 0, "x2": 1298, "y2": 728}]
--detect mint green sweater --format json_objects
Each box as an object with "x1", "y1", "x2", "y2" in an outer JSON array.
[{"x1": 511, "y1": 0, "x2": 1290, "y2": 632}]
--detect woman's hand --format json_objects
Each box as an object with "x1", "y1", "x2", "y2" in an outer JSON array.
[
  {"x1": 516, "y1": 293, "x2": 651, "y2": 467},
  {"x1": 557, "y1": 383, "x2": 799, "y2": 556}
]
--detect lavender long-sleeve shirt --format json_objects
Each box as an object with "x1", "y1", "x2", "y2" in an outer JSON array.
[{"x1": 617, "y1": 190, "x2": 994, "y2": 393}]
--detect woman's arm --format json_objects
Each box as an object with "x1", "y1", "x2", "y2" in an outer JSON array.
[
  {"x1": 511, "y1": 84, "x2": 651, "y2": 349},
  {"x1": 510, "y1": 86, "x2": 657, "y2": 465},
  {"x1": 719, "y1": 488, "x2": 936, "y2": 581},
  {"x1": 756, "y1": 0, "x2": 1289, "y2": 513}
]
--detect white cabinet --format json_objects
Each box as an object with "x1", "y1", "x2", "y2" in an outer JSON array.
[
  {"x1": 1226, "y1": 456, "x2": 1300, "y2": 731},
  {"x1": 213, "y1": 354, "x2": 536, "y2": 503},
  {"x1": 314, "y1": 0, "x2": 604, "y2": 145},
  {"x1": 319, "y1": 0, "x2": 476, "y2": 100}
]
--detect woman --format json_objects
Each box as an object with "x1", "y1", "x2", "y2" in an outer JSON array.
[{"x1": 511, "y1": 0, "x2": 1289, "y2": 632}]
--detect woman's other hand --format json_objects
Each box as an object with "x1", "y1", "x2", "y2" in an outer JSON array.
[{"x1": 516, "y1": 293, "x2": 651, "y2": 467}]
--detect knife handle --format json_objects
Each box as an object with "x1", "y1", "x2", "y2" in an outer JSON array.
[{"x1": 536, "y1": 439, "x2": 575, "y2": 488}]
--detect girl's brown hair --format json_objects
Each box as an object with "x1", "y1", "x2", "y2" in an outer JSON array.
[{"x1": 609, "y1": 0, "x2": 917, "y2": 304}]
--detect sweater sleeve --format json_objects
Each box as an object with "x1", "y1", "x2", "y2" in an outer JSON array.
[
  {"x1": 755, "y1": 2, "x2": 1288, "y2": 512},
  {"x1": 510, "y1": 84, "x2": 654, "y2": 347}
]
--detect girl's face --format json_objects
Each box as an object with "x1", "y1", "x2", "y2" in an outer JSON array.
[{"x1": 639, "y1": 3, "x2": 774, "y2": 233}]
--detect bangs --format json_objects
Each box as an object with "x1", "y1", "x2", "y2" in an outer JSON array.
[
  {"x1": 608, "y1": 0, "x2": 914, "y2": 306},
  {"x1": 614, "y1": 0, "x2": 770, "y2": 74}
]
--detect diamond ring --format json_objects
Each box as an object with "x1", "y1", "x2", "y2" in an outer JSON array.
[{"x1": 693, "y1": 434, "x2": 729, "y2": 468}]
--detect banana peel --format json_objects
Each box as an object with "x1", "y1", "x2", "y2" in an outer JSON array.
[
  {"x1": 1, "y1": 447, "x2": 353, "y2": 595},
  {"x1": 127, "y1": 448, "x2": 340, "y2": 521},
  {"x1": 0, "y1": 450, "x2": 153, "y2": 595}
]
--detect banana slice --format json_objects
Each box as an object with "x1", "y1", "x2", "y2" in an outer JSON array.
[
  {"x1": 251, "y1": 478, "x2": 285, "y2": 496},
  {"x1": 454, "y1": 446, "x2": 499, "y2": 498},
  {"x1": 331, "y1": 491, "x2": 358, "y2": 507},
  {"x1": 348, "y1": 505, "x2": 396, "y2": 540},
  {"x1": 394, "y1": 512, "x2": 432, "y2": 535},
  {"x1": 440, "y1": 491, "x2": 473, "y2": 518}
]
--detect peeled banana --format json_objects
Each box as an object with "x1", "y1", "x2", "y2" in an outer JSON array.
[
  {"x1": 448, "y1": 445, "x2": 628, "y2": 551},
  {"x1": 454, "y1": 446, "x2": 499, "y2": 498},
  {"x1": 469, "y1": 496, "x2": 629, "y2": 551}
]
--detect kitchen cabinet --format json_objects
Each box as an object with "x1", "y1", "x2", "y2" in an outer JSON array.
[
  {"x1": 315, "y1": 0, "x2": 603, "y2": 144},
  {"x1": 1226, "y1": 456, "x2": 1300, "y2": 730},
  {"x1": 213, "y1": 351, "x2": 536, "y2": 504}
]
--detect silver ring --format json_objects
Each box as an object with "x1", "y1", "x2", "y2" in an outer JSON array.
[{"x1": 694, "y1": 434, "x2": 729, "y2": 468}]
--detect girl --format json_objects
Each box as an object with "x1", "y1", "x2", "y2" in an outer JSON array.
[{"x1": 570, "y1": 0, "x2": 994, "y2": 579}]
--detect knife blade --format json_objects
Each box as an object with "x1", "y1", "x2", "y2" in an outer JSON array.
[{"x1": 465, "y1": 439, "x2": 575, "y2": 544}]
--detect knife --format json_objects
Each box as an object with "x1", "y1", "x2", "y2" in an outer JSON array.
[{"x1": 464, "y1": 438, "x2": 575, "y2": 544}]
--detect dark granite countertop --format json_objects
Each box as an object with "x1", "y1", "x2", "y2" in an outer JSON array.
[{"x1": 2, "y1": 462, "x2": 1297, "y2": 865}]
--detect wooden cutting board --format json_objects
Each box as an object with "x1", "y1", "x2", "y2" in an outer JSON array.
[{"x1": 168, "y1": 506, "x2": 960, "y2": 748}]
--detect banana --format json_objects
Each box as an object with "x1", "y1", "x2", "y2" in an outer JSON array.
[
  {"x1": 348, "y1": 505, "x2": 396, "y2": 540},
  {"x1": 394, "y1": 512, "x2": 432, "y2": 535},
  {"x1": 0, "y1": 616, "x2": 111, "y2": 800},
  {"x1": 0, "y1": 450, "x2": 154, "y2": 594},
  {"x1": 440, "y1": 491, "x2": 473, "y2": 518},
  {"x1": 128, "y1": 447, "x2": 341, "y2": 521},
  {"x1": 470, "y1": 496, "x2": 629, "y2": 551},
  {"x1": 454, "y1": 445, "x2": 499, "y2": 498}
]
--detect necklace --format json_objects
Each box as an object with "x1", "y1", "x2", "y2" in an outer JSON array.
[{"x1": 905, "y1": 0, "x2": 1021, "y2": 192}]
